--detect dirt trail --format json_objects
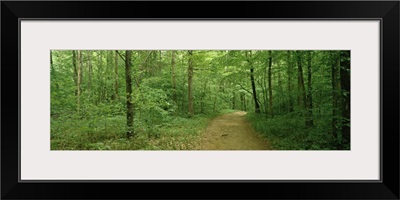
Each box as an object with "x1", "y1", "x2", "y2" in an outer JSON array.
[{"x1": 200, "y1": 111, "x2": 272, "y2": 150}]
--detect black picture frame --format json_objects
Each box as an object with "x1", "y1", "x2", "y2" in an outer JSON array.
[{"x1": 2, "y1": 1, "x2": 399, "y2": 199}]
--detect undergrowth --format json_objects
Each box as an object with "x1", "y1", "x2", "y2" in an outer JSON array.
[
  {"x1": 246, "y1": 112, "x2": 349, "y2": 150},
  {"x1": 51, "y1": 109, "x2": 234, "y2": 150}
]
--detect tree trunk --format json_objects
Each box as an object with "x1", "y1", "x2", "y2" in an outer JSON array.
[
  {"x1": 106, "y1": 51, "x2": 111, "y2": 101},
  {"x1": 232, "y1": 91, "x2": 236, "y2": 109},
  {"x1": 87, "y1": 50, "x2": 93, "y2": 93},
  {"x1": 125, "y1": 50, "x2": 134, "y2": 137},
  {"x1": 263, "y1": 54, "x2": 268, "y2": 114},
  {"x1": 97, "y1": 52, "x2": 104, "y2": 104},
  {"x1": 247, "y1": 51, "x2": 260, "y2": 114},
  {"x1": 80, "y1": 51, "x2": 84, "y2": 81},
  {"x1": 72, "y1": 50, "x2": 78, "y2": 96},
  {"x1": 262, "y1": 85, "x2": 268, "y2": 114},
  {"x1": 188, "y1": 50, "x2": 194, "y2": 117},
  {"x1": 332, "y1": 51, "x2": 340, "y2": 139},
  {"x1": 201, "y1": 81, "x2": 207, "y2": 114},
  {"x1": 114, "y1": 51, "x2": 118, "y2": 101},
  {"x1": 277, "y1": 65, "x2": 283, "y2": 114},
  {"x1": 306, "y1": 51, "x2": 314, "y2": 127},
  {"x1": 296, "y1": 51, "x2": 307, "y2": 110},
  {"x1": 77, "y1": 50, "x2": 82, "y2": 113},
  {"x1": 340, "y1": 50, "x2": 351, "y2": 145},
  {"x1": 268, "y1": 50, "x2": 273, "y2": 117},
  {"x1": 50, "y1": 50, "x2": 54, "y2": 70},
  {"x1": 181, "y1": 56, "x2": 185, "y2": 113},
  {"x1": 287, "y1": 51, "x2": 294, "y2": 112},
  {"x1": 171, "y1": 51, "x2": 177, "y2": 104},
  {"x1": 240, "y1": 93, "x2": 244, "y2": 111},
  {"x1": 240, "y1": 93, "x2": 246, "y2": 111}
]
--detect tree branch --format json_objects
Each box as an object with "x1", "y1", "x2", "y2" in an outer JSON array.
[
  {"x1": 239, "y1": 84, "x2": 262, "y2": 106},
  {"x1": 256, "y1": 79, "x2": 267, "y2": 92},
  {"x1": 115, "y1": 50, "x2": 126, "y2": 62},
  {"x1": 142, "y1": 50, "x2": 153, "y2": 65},
  {"x1": 238, "y1": 84, "x2": 253, "y2": 95}
]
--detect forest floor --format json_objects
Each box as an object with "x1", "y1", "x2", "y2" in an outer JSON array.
[{"x1": 199, "y1": 111, "x2": 273, "y2": 150}]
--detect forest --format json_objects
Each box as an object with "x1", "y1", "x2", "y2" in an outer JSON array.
[{"x1": 51, "y1": 50, "x2": 350, "y2": 150}]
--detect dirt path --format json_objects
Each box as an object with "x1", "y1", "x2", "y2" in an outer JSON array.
[{"x1": 199, "y1": 111, "x2": 272, "y2": 150}]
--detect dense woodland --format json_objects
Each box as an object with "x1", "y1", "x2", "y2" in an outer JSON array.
[{"x1": 51, "y1": 50, "x2": 350, "y2": 150}]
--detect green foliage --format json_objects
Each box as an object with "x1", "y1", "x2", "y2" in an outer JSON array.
[
  {"x1": 247, "y1": 112, "x2": 349, "y2": 150},
  {"x1": 51, "y1": 113, "x2": 214, "y2": 150},
  {"x1": 51, "y1": 50, "x2": 350, "y2": 150}
]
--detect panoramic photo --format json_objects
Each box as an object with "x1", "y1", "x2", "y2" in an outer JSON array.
[{"x1": 50, "y1": 50, "x2": 350, "y2": 150}]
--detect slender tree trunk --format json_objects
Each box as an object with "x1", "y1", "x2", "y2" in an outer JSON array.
[
  {"x1": 188, "y1": 50, "x2": 194, "y2": 117},
  {"x1": 240, "y1": 93, "x2": 244, "y2": 111},
  {"x1": 97, "y1": 52, "x2": 104, "y2": 104},
  {"x1": 287, "y1": 51, "x2": 294, "y2": 112},
  {"x1": 247, "y1": 51, "x2": 260, "y2": 114},
  {"x1": 171, "y1": 51, "x2": 177, "y2": 104},
  {"x1": 125, "y1": 50, "x2": 134, "y2": 137},
  {"x1": 106, "y1": 51, "x2": 111, "y2": 101},
  {"x1": 87, "y1": 50, "x2": 92, "y2": 93},
  {"x1": 181, "y1": 56, "x2": 185, "y2": 113},
  {"x1": 268, "y1": 50, "x2": 273, "y2": 117},
  {"x1": 296, "y1": 51, "x2": 307, "y2": 110},
  {"x1": 332, "y1": 51, "x2": 340, "y2": 139},
  {"x1": 72, "y1": 50, "x2": 78, "y2": 96},
  {"x1": 263, "y1": 54, "x2": 268, "y2": 114},
  {"x1": 77, "y1": 50, "x2": 82, "y2": 113},
  {"x1": 50, "y1": 50, "x2": 54, "y2": 71},
  {"x1": 80, "y1": 51, "x2": 84, "y2": 81},
  {"x1": 340, "y1": 50, "x2": 351, "y2": 146},
  {"x1": 306, "y1": 51, "x2": 314, "y2": 127},
  {"x1": 262, "y1": 86, "x2": 268, "y2": 114},
  {"x1": 277, "y1": 69, "x2": 283, "y2": 114},
  {"x1": 250, "y1": 68, "x2": 260, "y2": 114},
  {"x1": 201, "y1": 81, "x2": 207, "y2": 114},
  {"x1": 232, "y1": 91, "x2": 236, "y2": 109},
  {"x1": 114, "y1": 51, "x2": 119, "y2": 101}
]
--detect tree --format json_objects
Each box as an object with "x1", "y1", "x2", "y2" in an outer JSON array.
[
  {"x1": 296, "y1": 51, "x2": 307, "y2": 110},
  {"x1": 276, "y1": 57, "x2": 284, "y2": 114},
  {"x1": 171, "y1": 50, "x2": 177, "y2": 105},
  {"x1": 77, "y1": 50, "x2": 82, "y2": 113},
  {"x1": 200, "y1": 79, "x2": 208, "y2": 113},
  {"x1": 306, "y1": 51, "x2": 314, "y2": 127},
  {"x1": 114, "y1": 50, "x2": 119, "y2": 101},
  {"x1": 87, "y1": 50, "x2": 93, "y2": 93},
  {"x1": 340, "y1": 50, "x2": 350, "y2": 145},
  {"x1": 50, "y1": 50, "x2": 54, "y2": 71},
  {"x1": 261, "y1": 52, "x2": 268, "y2": 114},
  {"x1": 331, "y1": 51, "x2": 340, "y2": 139},
  {"x1": 247, "y1": 51, "x2": 260, "y2": 114},
  {"x1": 268, "y1": 50, "x2": 273, "y2": 117},
  {"x1": 240, "y1": 93, "x2": 246, "y2": 111},
  {"x1": 97, "y1": 51, "x2": 104, "y2": 104},
  {"x1": 72, "y1": 50, "x2": 78, "y2": 96},
  {"x1": 125, "y1": 50, "x2": 134, "y2": 137},
  {"x1": 286, "y1": 51, "x2": 294, "y2": 112},
  {"x1": 51, "y1": 49, "x2": 351, "y2": 150},
  {"x1": 188, "y1": 50, "x2": 194, "y2": 117}
]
